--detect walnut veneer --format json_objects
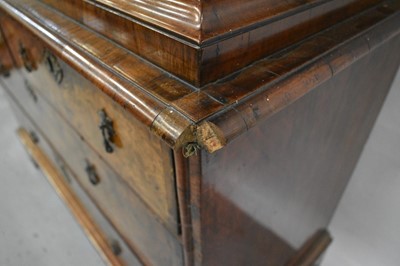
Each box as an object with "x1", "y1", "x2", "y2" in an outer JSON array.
[{"x1": 0, "y1": 0, "x2": 399, "y2": 265}]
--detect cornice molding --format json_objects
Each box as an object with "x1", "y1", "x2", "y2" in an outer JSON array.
[{"x1": 91, "y1": 0, "x2": 327, "y2": 44}]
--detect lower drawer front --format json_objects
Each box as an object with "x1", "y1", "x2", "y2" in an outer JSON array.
[
  {"x1": 63, "y1": 165, "x2": 143, "y2": 266},
  {"x1": 5, "y1": 89, "x2": 141, "y2": 266},
  {"x1": 1, "y1": 75, "x2": 183, "y2": 266}
]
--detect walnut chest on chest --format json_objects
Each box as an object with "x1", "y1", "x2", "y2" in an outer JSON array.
[{"x1": 0, "y1": 0, "x2": 399, "y2": 265}]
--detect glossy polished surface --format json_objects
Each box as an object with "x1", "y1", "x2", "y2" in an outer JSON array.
[
  {"x1": 1, "y1": 0, "x2": 400, "y2": 265},
  {"x1": 195, "y1": 35, "x2": 400, "y2": 265},
  {"x1": 94, "y1": 0, "x2": 202, "y2": 41},
  {"x1": 90, "y1": 0, "x2": 362, "y2": 43},
  {"x1": 2, "y1": 0, "x2": 399, "y2": 152},
  {"x1": 40, "y1": 0, "x2": 380, "y2": 85}
]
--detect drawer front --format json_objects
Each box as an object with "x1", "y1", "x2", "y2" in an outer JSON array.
[
  {"x1": 5, "y1": 97, "x2": 142, "y2": 266},
  {"x1": 1, "y1": 72, "x2": 183, "y2": 266},
  {"x1": 0, "y1": 14, "x2": 178, "y2": 231}
]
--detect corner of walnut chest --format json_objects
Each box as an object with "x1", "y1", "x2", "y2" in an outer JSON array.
[
  {"x1": 182, "y1": 121, "x2": 227, "y2": 157},
  {"x1": 151, "y1": 108, "x2": 227, "y2": 157}
]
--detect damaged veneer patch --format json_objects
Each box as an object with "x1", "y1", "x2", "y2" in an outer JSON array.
[{"x1": 196, "y1": 121, "x2": 226, "y2": 153}]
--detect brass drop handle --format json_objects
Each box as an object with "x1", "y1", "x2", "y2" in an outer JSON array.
[
  {"x1": 109, "y1": 239, "x2": 122, "y2": 256},
  {"x1": 24, "y1": 80, "x2": 37, "y2": 102},
  {"x1": 85, "y1": 159, "x2": 100, "y2": 185},
  {"x1": 55, "y1": 155, "x2": 72, "y2": 184},
  {"x1": 45, "y1": 50, "x2": 63, "y2": 84},
  {"x1": 19, "y1": 42, "x2": 34, "y2": 72},
  {"x1": 98, "y1": 109, "x2": 115, "y2": 153}
]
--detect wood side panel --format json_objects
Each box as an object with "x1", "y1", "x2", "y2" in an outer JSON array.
[
  {"x1": 0, "y1": 14, "x2": 180, "y2": 231},
  {"x1": 0, "y1": 73, "x2": 184, "y2": 266},
  {"x1": 195, "y1": 35, "x2": 400, "y2": 265}
]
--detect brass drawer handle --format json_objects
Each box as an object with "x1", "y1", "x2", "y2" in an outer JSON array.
[
  {"x1": 45, "y1": 51, "x2": 63, "y2": 84},
  {"x1": 98, "y1": 109, "x2": 115, "y2": 153},
  {"x1": 19, "y1": 42, "x2": 35, "y2": 72},
  {"x1": 109, "y1": 239, "x2": 122, "y2": 256},
  {"x1": 53, "y1": 151, "x2": 72, "y2": 184},
  {"x1": 85, "y1": 159, "x2": 100, "y2": 185},
  {"x1": 24, "y1": 80, "x2": 37, "y2": 102}
]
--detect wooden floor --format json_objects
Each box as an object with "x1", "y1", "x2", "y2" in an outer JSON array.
[{"x1": 0, "y1": 67, "x2": 399, "y2": 266}]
